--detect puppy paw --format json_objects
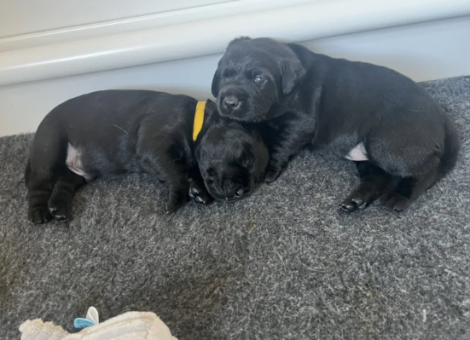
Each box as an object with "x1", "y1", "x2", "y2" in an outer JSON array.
[
  {"x1": 165, "y1": 200, "x2": 184, "y2": 214},
  {"x1": 265, "y1": 161, "x2": 287, "y2": 184},
  {"x1": 265, "y1": 169, "x2": 282, "y2": 184},
  {"x1": 165, "y1": 193, "x2": 187, "y2": 214},
  {"x1": 48, "y1": 202, "x2": 71, "y2": 223},
  {"x1": 340, "y1": 194, "x2": 368, "y2": 212},
  {"x1": 381, "y1": 192, "x2": 410, "y2": 212},
  {"x1": 188, "y1": 181, "x2": 213, "y2": 205},
  {"x1": 28, "y1": 207, "x2": 53, "y2": 224}
]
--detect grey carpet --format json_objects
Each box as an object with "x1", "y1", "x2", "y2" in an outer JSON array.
[{"x1": 1, "y1": 76, "x2": 469, "y2": 340}]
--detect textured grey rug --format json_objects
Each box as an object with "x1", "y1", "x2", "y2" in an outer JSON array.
[{"x1": 1, "y1": 76, "x2": 469, "y2": 340}]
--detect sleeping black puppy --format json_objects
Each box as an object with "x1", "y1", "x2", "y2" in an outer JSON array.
[
  {"x1": 25, "y1": 90, "x2": 269, "y2": 224},
  {"x1": 194, "y1": 115, "x2": 269, "y2": 201},
  {"x1": 211, "y1": 37, "x2": 460, "y2": 212}
]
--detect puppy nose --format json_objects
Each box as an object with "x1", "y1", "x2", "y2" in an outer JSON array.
[{"x1": 223, "y1": 95, "x2": 240, "y2": 109}]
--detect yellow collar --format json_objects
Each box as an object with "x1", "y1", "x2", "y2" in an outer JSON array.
[{"x1": 193, "y1": 101, "x2": 206, "y2": 141}]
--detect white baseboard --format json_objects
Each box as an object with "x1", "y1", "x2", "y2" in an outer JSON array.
[
  {"x1": 0, "y1": 0, "x2": 313, "y2": 52},
  {"x1": 308, "y1": 17, "x2": 470, "y2": 83},
  {"x1": 0, "y1": 16, "x2": 469, "y2": 137}
]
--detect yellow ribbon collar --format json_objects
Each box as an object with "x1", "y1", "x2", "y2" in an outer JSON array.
[{"x1": 192, "y1": 101, "x2": 206, "y2": 141}]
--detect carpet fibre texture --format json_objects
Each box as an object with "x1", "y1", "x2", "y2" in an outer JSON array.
[{"x1": 1, "y1": 76, "x2": 469, "y2": 340}]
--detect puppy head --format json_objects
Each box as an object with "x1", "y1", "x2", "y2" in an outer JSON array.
[
  {"x1": 196, "y1": 117, "x2": 269, "y2": 201},
  {"x1": 211, "y1": 37, "x2": 305, "y2": 122}
]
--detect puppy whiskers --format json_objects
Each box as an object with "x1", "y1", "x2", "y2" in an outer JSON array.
[{"x1": 112, "y1": 124, "x2": 129, "y2": 136}]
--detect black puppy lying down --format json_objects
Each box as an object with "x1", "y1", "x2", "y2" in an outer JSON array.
[
  {"x1": 212, "y1": 37, "x2": 460, "y2": 212},
  {"x1": 25, "y1": 90, "x2": 269, "y2": 224}
]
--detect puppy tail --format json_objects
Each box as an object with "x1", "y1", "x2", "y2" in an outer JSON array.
[{"x1": 438, "y1": 116, "x2": 460, "y2": 177}]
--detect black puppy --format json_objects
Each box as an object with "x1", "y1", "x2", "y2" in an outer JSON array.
[
  {"x1": 211, "y1": 37, "x2": 460, "y2": 212},
  {"x1": 25, "y1": 90, "x2": 268, "y2": 224},
  {"x1": 195, "y1": 114, "x2": 269, "y2": 201}
]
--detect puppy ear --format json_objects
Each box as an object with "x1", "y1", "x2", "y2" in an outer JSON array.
[
  {"x1": 204, "y1": 99, "x2": 218, "y2": 115},
  {"x1": 212, "y1": 37, "x2": 252, "y2": 97},
  {"x1": 228, "y1": 36, "x2": 251, "y2": 48},
  {"x1": 211, "y1": 68, "x2": 221, "y2": 97},
  {"x1": 280, "y1": 58, "x2": 305, "y2": 95}
]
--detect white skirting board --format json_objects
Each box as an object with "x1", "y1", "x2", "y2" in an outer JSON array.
[{"x1": 0, "y1": 16, "x2": 469, "y2": 137}]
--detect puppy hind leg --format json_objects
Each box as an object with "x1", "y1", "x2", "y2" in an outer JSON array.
[
  {"x1": 48, "y1": 171, "x2": 86, "y2": 222},
  {"x1": 28, "y1": 181, "x2": 54, "y2": 224},
  {"x1": 27, "y1": 127, "x2": 67, "y2": 224},
  {"x1": 381, "y1": 160, "x2": 440, "y2": 212},
  {"x1": 27, "y1": 167, "x2": 62, "y2": 224},
  {"x1": 341, "y1": 161, "x2": 399, "y2": 213}
]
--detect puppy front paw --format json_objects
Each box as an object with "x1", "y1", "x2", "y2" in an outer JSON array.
[
  {"x1": 264, "y1": 161, "x2": 287, "y2": 184},
  {"x1": 165, "y1": 200, "x2": 184, "y2": 214},
  {"x1": 28, "y1": 206, "x2": 53, "y2": 224},
  {"x1": 265, "y1": 169, "x2": 282, "y2": 184},
  {"x1": 165, "y1": 188, "x2": 188, "y2": 214},
  {"x1": 188, "y1": 180, "x2": 213, "y2": 205}
]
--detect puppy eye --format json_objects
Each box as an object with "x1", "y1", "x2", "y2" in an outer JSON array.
[{"x1": 254, "y1": 75, "x2": 266, "y2": 85}]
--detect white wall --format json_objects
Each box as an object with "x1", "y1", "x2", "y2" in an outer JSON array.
[
  {"x1": 1, "y1": 16, "x2": 469, "y2": 137},
  {"x1": 0, "y1": 0, "x2": 469, "y2": 137},
  {"x1": 0, "y1": 0, "x2": 314, "y2": 52},
  {"x1": 0, "y1": 0, "x2": 234, "y2": 37}
]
